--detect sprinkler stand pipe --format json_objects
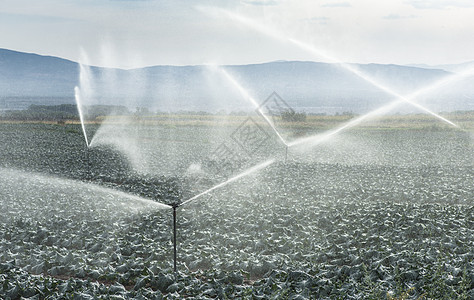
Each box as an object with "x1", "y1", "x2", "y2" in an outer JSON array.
[
  {"x1": 85, "y1": 146, "x2": 90, "y2": 180},
  {"x1": 172, "y1": 203, "x2": 178, "y2": 274}
]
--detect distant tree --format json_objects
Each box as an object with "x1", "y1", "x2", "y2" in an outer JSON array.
[
  {"x1": 341, "y1": 111, "x2": 354, "y2": 116},
  {"x1": 280, "y1": 109, "x2": 306, "y2": 122},
  {"x1": 135, "y1": 107, "x2": 150, "y2": 116},
  {"x1": 85, "y1": 105, "x2": 130, "y2": 119},
  {"x1": 1, "y1": 104, "x2": 80, "y2": 121}
]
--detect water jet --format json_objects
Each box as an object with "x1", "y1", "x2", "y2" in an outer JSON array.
[
  {"x1": 200, "y1": 6, "x2": 461, "y2": 128},
  {"x1": 74, "y1": 86, "x2": 90, "y2": 148},
  {"x1": 214, "y1": 66, "x2": 288, "y2": 147}
]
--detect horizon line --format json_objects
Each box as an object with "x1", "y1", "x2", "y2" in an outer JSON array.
[{"x1": 1, "y1": 47, "x2": 472, "y2": 71}]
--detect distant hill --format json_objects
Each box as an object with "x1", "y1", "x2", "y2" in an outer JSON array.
[
  {"x1": 0, "y1": 49, "x2": 77, "y2": 97},
  {"x1": 1, "y1": 48, "x2": 473, "y2": 113},
  {"x1": 408, "y1": 61, "x2": 474, "y2": 73}
]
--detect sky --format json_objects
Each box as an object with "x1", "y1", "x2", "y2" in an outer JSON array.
[{"x1": 1, "y1": 0, "x2": 474, "y2": 68}]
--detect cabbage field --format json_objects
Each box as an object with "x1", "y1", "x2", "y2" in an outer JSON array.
[{"x1": 0, "y1": 122, "x2": 472, "y2": 299}]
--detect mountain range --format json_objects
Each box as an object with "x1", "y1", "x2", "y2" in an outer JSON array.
[{"x1": 1, "y1": 48, "x2": 473, "y2": 113}]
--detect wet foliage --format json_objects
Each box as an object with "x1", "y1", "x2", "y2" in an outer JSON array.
[{"x1": 0, "y1": 123, "x2": 472, "y2": 299}]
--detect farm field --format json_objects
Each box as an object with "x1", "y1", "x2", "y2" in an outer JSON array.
[{"x1": 0, "y1": 120, "x2": 473, "y2": 299}]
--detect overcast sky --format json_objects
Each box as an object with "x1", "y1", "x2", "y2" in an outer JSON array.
[{"x1": 1, "y1": 0, "x2": 474, "y2": 68}]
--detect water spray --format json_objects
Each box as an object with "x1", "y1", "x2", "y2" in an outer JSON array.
[
  {"x1": 211, "y1": 67, "x2": 292, "y2": 163},
  {"x1": 74, "y1": 86, "x2": 92, "y2": 179},
  {"x1": 213, "y1": 67, "x2": 288, "y2": 147},
  {"x1": 200, "y1": 6, "x2": 460, "y2": 128},
  {"x1": 74, "y1": 86, "x2": 89, "y2": 148},
  {"x1": 287, "y1": 38, "x2": 459, "y2": 128},
  {"x1": 288, "y1": 64, "x2": 474, "y2": 149}
]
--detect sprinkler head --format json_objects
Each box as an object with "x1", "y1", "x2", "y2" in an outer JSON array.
[{"x1": 166, "y1": 195, "x2": 180, "y2": 208}]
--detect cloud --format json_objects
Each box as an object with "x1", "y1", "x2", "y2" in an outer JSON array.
[
  {"x1": 240, "y1": 0, "x2": 280, "y2": 6},
  {"x1": 407, "y1": 0, "x2": 474, "y2": 9},
  {"x1": 302, "y1": 16, "x2": 330, "y2": 24},
  {"x1": 306, "y1": 16, "x2": 330, "y2": 21},
  {"x1": 321, "y1": 2, "x2": 352, "y2": 8},
  {"x1": 383, "y1": 13, "x2": 418, "y2": 20},
  {"x1": 0, "y1": 11, "x2": 81, "y2": 23}
]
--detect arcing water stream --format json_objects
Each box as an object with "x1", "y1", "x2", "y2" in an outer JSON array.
[
  {"x1": 0, "y1": 168, "x2": 171, "y2": 214},
  {"x1": 74, "y1": 86, "x2": 89, "y2": 147},
  {"x1": 213, "y1": 66, "x2": 288, "y2": 146},
  {"x1": 198, "y1": 6, "x2": 459, "y2": 128},
  {"x1": 180, "y1": 159, "x2": 275, "y2": 207}
]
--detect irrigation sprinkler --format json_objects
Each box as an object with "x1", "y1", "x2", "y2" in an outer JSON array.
[
  {"x1": 167, "y1": 194, "x2": 181, "y2": 275},
  {"x1": 167, "y1": 159, "x2": 274, "y2": 275}
]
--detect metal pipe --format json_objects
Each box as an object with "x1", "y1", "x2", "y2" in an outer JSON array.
[
  {"x1": 172, "y1": 204, "x2": 177, "y2": 274},
  {"x1": 85, "y1": 146, "x2": 90, "y2": 180}
]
